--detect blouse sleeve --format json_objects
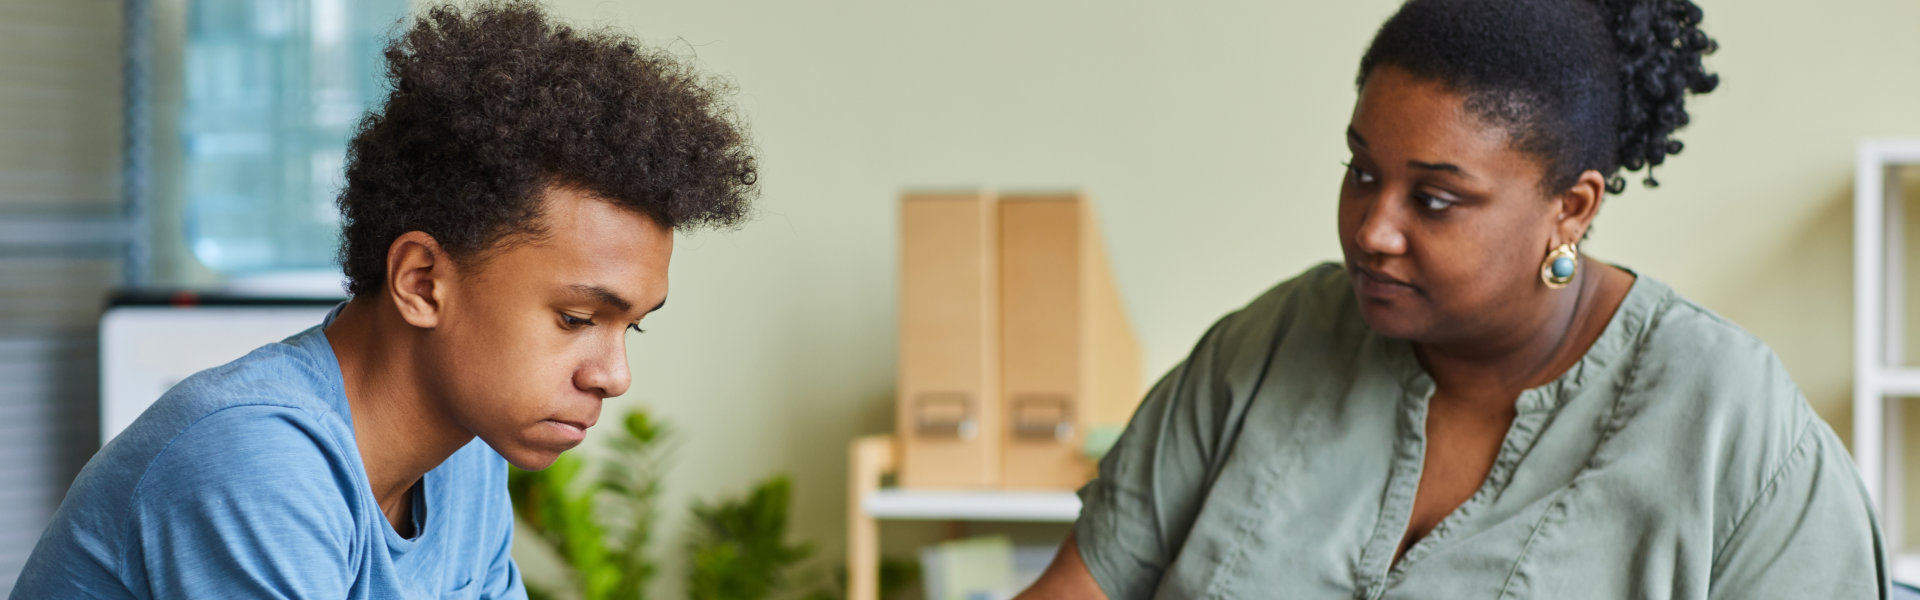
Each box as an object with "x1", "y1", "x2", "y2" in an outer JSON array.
[
  {"x1": 1071, "y1": 265, "x2": 1335, "y2": 599},
  {"x1": 1707, "y1": 419, "x2": 1889, "y2": 599}
]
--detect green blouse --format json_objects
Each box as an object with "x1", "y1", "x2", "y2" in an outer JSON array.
[{"x1": 1075, "y1": 263, "x2": 1887, "y2": 599}]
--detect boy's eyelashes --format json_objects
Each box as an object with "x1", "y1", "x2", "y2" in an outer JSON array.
[{"x1": 560, "y1": 312, "x2": 646, "y2": 334}]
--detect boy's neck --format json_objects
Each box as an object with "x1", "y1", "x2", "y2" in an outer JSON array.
[{"x1": 324, "y1": 296, "x2": 476, "y2": 533}]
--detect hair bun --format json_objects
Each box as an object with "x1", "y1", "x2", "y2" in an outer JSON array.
[{"x1": 1595, "y1": 0, "x2": 1719, "y2": 192}]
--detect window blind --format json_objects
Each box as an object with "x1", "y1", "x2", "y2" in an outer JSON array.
[{"x1": 0, "y1": 0, "x2": 129, "y2": 592}]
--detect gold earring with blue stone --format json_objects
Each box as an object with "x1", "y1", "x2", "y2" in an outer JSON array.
[{"x1": 1541, "y1": 242, "x2": 1578, "y2": 289}]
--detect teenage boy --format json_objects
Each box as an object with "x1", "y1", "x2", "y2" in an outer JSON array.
[{"x1": 13, "y1": 1, "x2": 756, "y2": 597}]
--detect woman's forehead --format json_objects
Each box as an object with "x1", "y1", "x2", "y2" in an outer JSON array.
[{"x1": 1350, "y1": 67, "x2": 1545, "y2": 186}]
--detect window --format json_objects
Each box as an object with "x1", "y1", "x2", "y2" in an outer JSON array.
[{"x1": 181, "y1": 0, "x2": 406, "y2": 274}]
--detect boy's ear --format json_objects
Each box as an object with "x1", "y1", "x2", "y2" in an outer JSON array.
[{"x1": 384, "y1": 231, "x2": 451, "y2": 329}]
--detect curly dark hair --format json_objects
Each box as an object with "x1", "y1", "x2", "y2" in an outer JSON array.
[
  {"x1": 336, "y1": 0, "x2": 757, "y2": 297},
  {"x1": 1357, "y1": 0, "x2": 1718, "y2": 195}
]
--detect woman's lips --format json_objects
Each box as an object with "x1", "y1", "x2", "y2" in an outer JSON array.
[{"x1": 1351, "y1": 265, "x2": 1419, "y2": 300}]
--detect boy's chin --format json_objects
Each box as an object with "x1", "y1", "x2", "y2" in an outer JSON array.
[{"x1": 491, "y1": 442, "x2": 566, "y2": 471}]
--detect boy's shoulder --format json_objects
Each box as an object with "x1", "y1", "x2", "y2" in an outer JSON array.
[
  {"x1": 116, "y1": 328, "x2": 358, "y2": 486},
  {"x1": 12, "y1": 329, "x2": 372, "y2": 597}
]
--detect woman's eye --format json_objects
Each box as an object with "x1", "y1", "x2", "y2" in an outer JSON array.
[
  {"x1": 561, "y1": 314, "x2": 593, "y2": 328},
  {"x1": 1343, "y1": 162, "x2": 1376, "y2": 185},
  {"x1": 627, "y1": 323, "x2": 646, "y2": 334},
  {"x1": 1415, "y1": 193, "x2": 1454, "y2": 212}
]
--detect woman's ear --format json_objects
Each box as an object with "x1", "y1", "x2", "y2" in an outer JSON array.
[
  {"x1": 1554, "y1": 170, "x2": 1610, "y2": 244},
  {"x1": 384, "y1": 231, "x2": 450, "y2": 329}
]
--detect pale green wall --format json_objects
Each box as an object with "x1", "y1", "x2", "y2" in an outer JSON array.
[
  {"x1": 145, "y1": 0, "x2": 1920, "y2": 595},
  {"x1": 148, "y1": 0, "x2": 207, "y2": 289}
]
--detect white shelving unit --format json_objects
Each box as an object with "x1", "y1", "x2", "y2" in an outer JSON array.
[
  {"x1": 1854, "y1": 139, "x2": 1920, "y2": 581},
  {"x1": 865, "y1": 489, "x2": 1081, "y2": 522},
  {"x1": 846, "y1": 435, "x2": 1079, "y2": 600}
]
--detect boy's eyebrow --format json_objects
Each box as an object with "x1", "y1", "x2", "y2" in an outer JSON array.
[{"x1": 568, "y1": 284, "x2": 632, "y2": 312}]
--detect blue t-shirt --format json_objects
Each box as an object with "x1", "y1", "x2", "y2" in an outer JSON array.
[{"x1": 12, "y1": 313, "x2": 526, "y2": 599}]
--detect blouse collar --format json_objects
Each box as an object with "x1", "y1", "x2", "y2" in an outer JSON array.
[{"x1": 1384, "y1": 267, "x2": 1671, "y2": 415}]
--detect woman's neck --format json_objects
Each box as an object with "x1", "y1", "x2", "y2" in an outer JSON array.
[{"x1": 1414, "y1": 260, "x2": 1632, "y2": 405}]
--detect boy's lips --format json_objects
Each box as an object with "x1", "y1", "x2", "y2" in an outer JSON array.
[{"x1": 544, "y1": 417, "x2": 595, "y2": 444}]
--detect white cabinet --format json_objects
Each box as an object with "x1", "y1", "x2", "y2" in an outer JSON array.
[{"x1": 100, "y1": 298, "x2": 336, "y2": 444}]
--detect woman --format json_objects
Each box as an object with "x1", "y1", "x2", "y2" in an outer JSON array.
[{"x1": 1018, "y1": 0, "x2": 1887, "y2": 598}]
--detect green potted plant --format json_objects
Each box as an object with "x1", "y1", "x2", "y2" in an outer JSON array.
[
  {"x1": 509, "y1": 410, "x2": 670, "y2": 600},
  {"x1": 511, "y1": 407, "x2": 917, "y2": 599}
]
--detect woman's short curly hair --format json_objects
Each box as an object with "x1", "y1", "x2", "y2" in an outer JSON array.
[
  {"x1": 336, "y1": 0, "x2": 757, "y2": 297},
  {"x1": 1358, "y1": 0, "x2": 1718, "y2": 195}
]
